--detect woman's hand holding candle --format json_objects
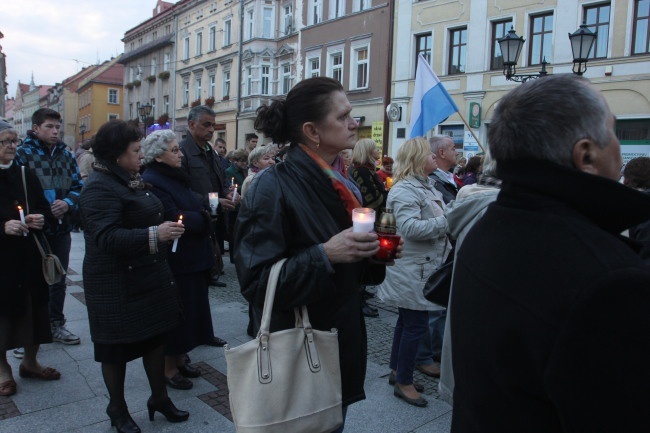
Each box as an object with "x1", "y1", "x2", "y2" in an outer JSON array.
[
  {"x1": 171, "y1": 215, "x2": 183, "y2": 253},
  {"x1": 158, "y1": 220, "x2": 185, "y2": 242}
]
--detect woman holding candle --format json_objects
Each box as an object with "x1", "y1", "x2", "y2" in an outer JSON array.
[
  {"x1": 79, "y1": 120, "x2": 188, "y2": 433},
  {"x1": 235, "y1": 77, "x2": 387, "y2": 432},
  {"x1": 376, "y1": 156, "x2": 394, "y2": 185},
  {"x1": 141, "y1": 130, "x2": 216, "y2": 391},
  {"x1": 0, "y1": 120, "x2": 60, "y2": 397},
  {"x1": 377, "y1": 137, "x2": 451, "y2": 408}
]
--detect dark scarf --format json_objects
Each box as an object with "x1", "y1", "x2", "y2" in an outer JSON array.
[
  {"x1": 93, "y1": 160, "x2": 147, "y2": 191},
  {"x1": 144, "y1": 161, "x2": 192, "y2": 187}
]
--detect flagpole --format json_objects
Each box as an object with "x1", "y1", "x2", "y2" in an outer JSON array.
[{"x1": 457, "y1": 112, "x2": 486, "y2": 153}]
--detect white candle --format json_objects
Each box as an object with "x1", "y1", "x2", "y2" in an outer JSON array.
[
  {"x1": 208, "y1": 192, "x2": 219, "y2": 215},
  {"x1": 232, "y1": 185, "x2": 238, "y2": 203},
  {"x1": 17, "y1": 206, "x2": 27, "y2": 236},
  {"x1": 352, "y1": 208, "x2": 375, "y2": 233},
  {"x1": 231, "y1": 177, "x2": 235, "y2": 187},
  {"x1": 171, "y1": 215, "x2": 183, "y2": 253}
]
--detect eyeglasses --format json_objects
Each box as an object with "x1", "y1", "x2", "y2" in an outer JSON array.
[
  {"x1": 0, "y1": 138, "x2": 22, "y2": 147},
  {"x1": 164, "y1": 147, "x2": 182, "y2": 154}
]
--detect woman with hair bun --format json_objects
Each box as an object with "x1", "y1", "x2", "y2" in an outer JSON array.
[{"x1": 235, "y1": 77, "x2": 391, "y2": 431}]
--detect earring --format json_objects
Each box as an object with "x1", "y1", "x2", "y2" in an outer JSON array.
[{"x1": 316, "y1": 142, "x2": 320, "y2": 149}]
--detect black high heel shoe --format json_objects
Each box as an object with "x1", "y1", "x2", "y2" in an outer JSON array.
[
  {"x1": 147, "y1": 396, "x2": 189, "y2": 423},
  {"x1": 106, "y1": 404, "x2": 141, "y2": 433}
]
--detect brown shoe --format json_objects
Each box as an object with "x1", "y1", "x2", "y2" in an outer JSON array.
[
  {"x1": 0, "y1": 379, "x2": 17, "y2": 396},
  {"x1": 415, "y1": 363, "x2": 441, "y2": 378},
  {"x1": 18, "y1": 364, "x2": 61, "y2": 381}
]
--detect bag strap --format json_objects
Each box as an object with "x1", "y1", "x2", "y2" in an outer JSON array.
[
  {"x1": 21, "y1": 165, "x2": 52, "y2": 259},
  {"x1": 258, "y1": 258, "x2": 288, "y2": 338}
]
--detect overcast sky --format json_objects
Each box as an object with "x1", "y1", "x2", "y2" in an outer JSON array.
[{"x1": 2, "y1": 0, "x2": 161, "y2": 97}]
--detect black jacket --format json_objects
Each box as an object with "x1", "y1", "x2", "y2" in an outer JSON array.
[
  {"x1": 180, "y1": 134, "x2": 229, "y2": 204},
  {"x1": 450, "y1": 159, "x2": 650, "y2": 433},
  {"x1": 234, "y1": 144, "x2": 385, "y2": 406},
  {"x1": 0, "y1": 163, "x2": 55, "y2": 316},
  {"x1": 79, "y1": 161, "x2": 182, "y2": 344}
]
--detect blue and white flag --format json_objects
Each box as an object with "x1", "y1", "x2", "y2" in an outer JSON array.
[{"x1": 409, "y1": 54, "x2": 459, "y2": 139}]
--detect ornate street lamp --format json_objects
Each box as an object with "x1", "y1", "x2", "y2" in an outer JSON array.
[
  {"x1": 79, "y1": 124, "x2": 86, "y2": 144},
  {"x1": 138, "y1": 103, "x2": 153, "y2": 138},
  {"x1": 569, "y1": 23, "x2": 597, "y2": 76},
  {"x1": 498, "y1": 27, "x2": 548, "y2": 82},
  {"x1": 498, "y1": 24, "x2": 596, "y2": 83}
]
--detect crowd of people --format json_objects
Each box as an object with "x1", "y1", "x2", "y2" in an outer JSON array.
[{"x1": 2, "y1": 74, "x2": 650, "y2": 433}]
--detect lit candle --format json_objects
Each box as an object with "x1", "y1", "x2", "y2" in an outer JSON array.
[
  {"x1": 386, "y1": 177, "x2": 393, "y2": 189},
  {"x1": 232, "y1": 185, "x2": 239, "y2": 202},
  {"x1": 171, "y1": 215, "x2": 183, "y2": 253},
  {"x1": 208, "y1": 192, "x2": 219, "y2": 215},
  {"x1": 231, "y1": 177, "x2": 235, "y2": 187},
  {"x1": 352, "y1": 208, "x2": 375, "y2": 233},
  {"x1": 17, "y1": 205, "x2": 27, "y2": 236}
]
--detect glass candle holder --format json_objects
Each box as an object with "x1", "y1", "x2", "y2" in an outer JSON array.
[
  {"x1": 208, "y1": 192, "x2": 219, "y2": 215},
  {"x1": 352, "y1": 208, "x2": 376, "y2": 233},
  {"x1": 374, "y1": 233, "x2": 401, "y2": 261}
]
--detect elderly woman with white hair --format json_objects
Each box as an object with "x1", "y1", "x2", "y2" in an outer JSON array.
[
  {"x1": 141, "y1": 129, "x2": 216, "y2": 391},
  {"x1": 240, "y1": 144, "x2": 276, "y2": 198}
]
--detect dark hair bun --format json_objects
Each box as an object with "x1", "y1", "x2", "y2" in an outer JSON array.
[{"x1": 254, "y1": 99, "x2": 287, "y2": 144}]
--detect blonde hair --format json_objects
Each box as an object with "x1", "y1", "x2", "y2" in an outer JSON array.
[
  {"x1": 394, "y1": 137, "x2": 431, "y2": 182},
  {"x1": 352, "y1": 138, "x2": 378, "y2": 167}
]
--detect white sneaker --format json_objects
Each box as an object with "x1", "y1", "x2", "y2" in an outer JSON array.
[
  {"x1": 51, "y1": 323, "x2": 81, "y2": 345},
  {"x1": 13, "y1": 348, "x2": 24, "y2": 359}
]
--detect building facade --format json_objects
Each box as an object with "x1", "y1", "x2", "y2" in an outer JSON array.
[{"x1": 389, "y1": 0, "x2": 650, "y2": 160}]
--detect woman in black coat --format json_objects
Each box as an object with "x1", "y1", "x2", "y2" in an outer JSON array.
[
  {"x1": 79, "y1": 120, "x2": 188, "y2": 433},
  {"x1": 235, "y1": 77, "x2": 388, "y2": 432},
  {"x1": 0, "y1": 122, "x2": 59, "y2": 397},
  {"x1": 141, "y1": 130, "x2": 216, "y2": 390}
]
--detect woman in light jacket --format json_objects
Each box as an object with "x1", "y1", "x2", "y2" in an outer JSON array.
[{"x1": 377, "y1": 136, "x2": 451, "y2": 408}]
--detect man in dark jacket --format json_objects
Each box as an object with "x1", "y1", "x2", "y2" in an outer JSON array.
[
  {"x1": 450, "y1": 74, "x2": 650, "y2": 433},
  {"x1": 16, "y1": 108, "x2": 83, "y2": 345},
  {"x1": 180, "y1": 105, "x2": 234, "y2": 346}
]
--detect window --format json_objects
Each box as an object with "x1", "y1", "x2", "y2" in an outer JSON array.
[
  {"x1": 195, "y1": 78, "x2": 202, "y2": 100},
  {"x1": 151, "y1": 57, "x2": 157, "y2": 76},
  {"x1": 584, "y1": 3, "x2": 610, "y2": 59},
  {"x1": 261, "y1": 65, "x2": 271, "y2": 95},
  {"x1": 632, "y1": 0, "x2": 649, "y2": 55},
  {"x1": 223, "y1": 70, "x2": 231, "y2": 99},
  {"x1": 308, "y1": 57, "x2": 320, "y2": 77},
  {"x1": 209, "y1": 75, "x2": 216, "y2": 97},
  {"x1": 163, "y1": 95, "x2": 169, "y2": 114},
  {"x1": 352, "y1": 46, "x2": 369, "y2": 89},
  {"x1": 353, "y1": 0, "x2": 371, "y2": 12},
  {"x1": 246, "y1": 66, "x2": 252, "y2": 96},
  {"x1": 129, "y1": 103, "x2": 133, "y2": 119},
  {"x1": 153, "y1": 31, "x2": 158, "y2": 40},
  {"x1": 129, "y1": 67, "x2": 135, "y2": 82},
  {"x1": 529, "y1": 13, "x2": 553, "y2": 65},
  {"x1": 108, "y1": 113, "x2": 119, "y2": 120},
  {"x1": 329, "y1": 51, "x2": 343, "y2": 84},
  {"x1": 283, "y1": 5, "x2": 293, "y2": 34},
  {"x1": 183, "y1": 36, "x2": 190, "y2": 60},
  {"x1": 491, "y1": 19, "x2": 512, "y2": 70},
  {"x1": 263, "y1": 7, "x2": 274, "y2": 38},
  {"x1": 209, "y1": 25, "x2": 216, "y2": 51},
  {"x1": 415, "y1": 33, "x2": 432, "y2": 65},
  {"x1": 108, "y1": 88, "x2": 119, "y2": 104},
  {"x1": 331, "y1": 0, "x2": 344, "y2": 19},
  {"x1": 224, "y1": 19, "x2": 232, "y2": 45},
  {"x1": 164, "y1": 52, "x2": 170, "y2": 71},
  {"x1": 246, "y1": 9, "x2": 254, "y2": 39},
  {"x1": 196, "y1": 32, "x2": 203, "y2": 56},
  {"x1": 183, "y1": 82, "x2": 190, "y2": 105},
  {"x1": 309, "y1": 0, "x2": 322, "y2": 25},
  {"x1": 150, "y1": 98, "x2": 156, "y2": 117},
  {"x1": 281, "y1": 64, "x2": 291, "y2": 94},
  {"x1": 448, "y1": 27, "x2": 467, "y2": 74}
]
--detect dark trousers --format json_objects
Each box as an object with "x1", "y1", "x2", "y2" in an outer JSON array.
[
  {"x1": 389, "y1": 308, "x2": 429, "y2": 385},
  {"x1": 46, "y1": 232, "x2": 71, "y2": 324}
]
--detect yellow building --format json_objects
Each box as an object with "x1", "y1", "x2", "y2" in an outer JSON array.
[{"x1": 76, "y1": 57, "x2": 125, "y2": 141}]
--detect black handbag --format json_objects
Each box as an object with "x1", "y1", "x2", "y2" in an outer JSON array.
[{"x1": 423, "y1": 248, "x2": 454, "y2": 307}]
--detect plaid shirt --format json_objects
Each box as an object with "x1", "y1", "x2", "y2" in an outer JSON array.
[{"x1": 16, "y1": 134, "x2": 83, "y2": 235}]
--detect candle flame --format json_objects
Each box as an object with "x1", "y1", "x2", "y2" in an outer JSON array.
[
  {"x1": 17, "y1": 205, "x2": 23, "y2": 211},
  {"x1": 179, "y1": 215, "x2": 183, "y2": 221}
]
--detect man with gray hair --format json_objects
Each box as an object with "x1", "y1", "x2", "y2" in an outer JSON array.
[
  {"x1": 429, "y1": 135, "x2": 458, "y2": 204},
  {"x1": 450, "y1": 74, "x2": 650, "y2": 432},
  {"x1": 180, "y1": 105, "x2": 234, "y2": 346}
]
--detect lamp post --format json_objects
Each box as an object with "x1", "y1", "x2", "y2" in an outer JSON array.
[
  {"x1": 79, "y1": 124, "x2": 86, "y2": 144},
  {"x1": 138, "y1": 103, "x2": 153, "y2": 138},
  {"x1": 498, "y1": 24, "x2": 596, "y2": 83}
]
